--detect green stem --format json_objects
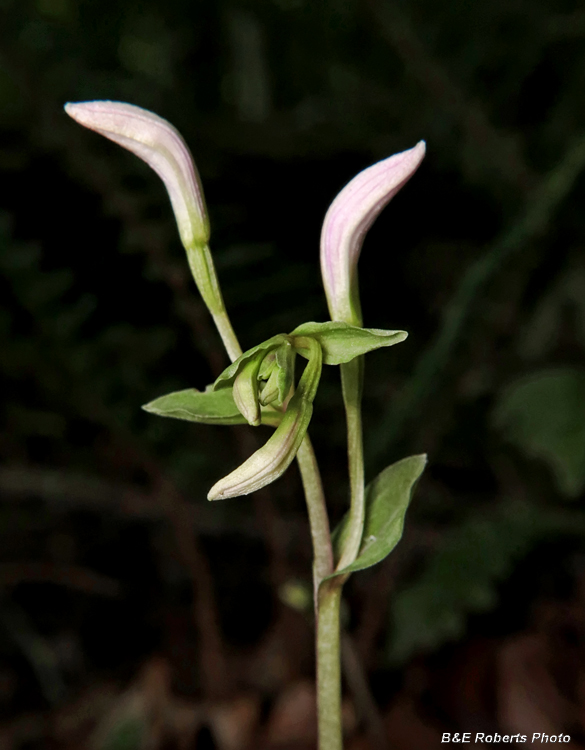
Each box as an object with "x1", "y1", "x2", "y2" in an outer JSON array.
[
  {"x1": 188, "y1": 259, "x2": 343, "y2": 748},
  {"x1": 297, "y1": 437, "x2": 344, "y2": 749},
  {"x1": 317, "y1": 580, "x2": 344, "y2": 750},
  {"x1": 296, "y1": 436, "x2": 334, "y2": 589},
  {"x1": 211, "y1": 307, "x2": 243, "y2": 363},
  {"x1": 336, "y1": 357, "x2": 365, "y2": 571},
  {"x1": 297, "y1": 437, "x2": 345, "y2": 750},
  {"x1": 185, "y1": 243, "x2": 242, "y2": 362}
]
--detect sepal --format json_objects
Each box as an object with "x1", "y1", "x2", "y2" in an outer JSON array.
[{"x1": 143, "y1": 387, "x2": 248, "y2": 425}]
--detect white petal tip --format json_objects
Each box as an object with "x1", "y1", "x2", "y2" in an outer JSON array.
[{"x1": 207, "y1": 484, "x2": 234, "y2": 501}]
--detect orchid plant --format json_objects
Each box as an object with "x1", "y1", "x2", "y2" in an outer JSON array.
[{"x1": 65, "y1": 100, "x2": 427, "y2": 750}]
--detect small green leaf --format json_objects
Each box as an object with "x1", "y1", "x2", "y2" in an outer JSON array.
[
  {"x1": 291, "y1": 321, "x2": 407, "y2": 365},
  {"x1": 331, "y1": 454, "x2": 426, "y2": 576},
  {"x1": 213, "y1": 334, "x2": 289, "y2": 390},
  {"x1": 143, "y1": 387, "x2": 248, "y2": 425},
  {"x1": 492, "y1": 368, "x2": 585, "y2": 497}
]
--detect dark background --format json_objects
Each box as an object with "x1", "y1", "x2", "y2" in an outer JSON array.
[{"x1": 1, "y1": 0, "x2": 585, "y2": 747}]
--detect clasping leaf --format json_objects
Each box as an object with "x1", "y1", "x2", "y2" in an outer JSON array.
[{"x1": 330, "y1": 454, "x2": 426, "y2": 577}]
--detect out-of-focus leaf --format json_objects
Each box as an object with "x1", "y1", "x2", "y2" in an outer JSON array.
[
  {"x1": 492, "y1": 368, "x2": 585, "y2": 497},
  {"x1": 97, "y1": 716, "x2": 145, "y2": 750},
  {"x1": 387, "y1": 503, "x2": 585, "y2": 664}
]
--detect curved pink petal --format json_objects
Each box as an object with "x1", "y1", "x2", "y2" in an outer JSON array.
[
  {"x1": 65, "y1": 101, "x2": 209, "y2": 250},
  {"x1": 320, "y1": 142, "x2": 425, "y2": 324}
]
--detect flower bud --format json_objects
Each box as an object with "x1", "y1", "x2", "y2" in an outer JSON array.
[
  {"x1": 320, "y1": 142, "x2": 425, "y2": 325},
  {"x1": 233, "y1": 356, "x2": 263, "y2": 427},
  {"x1": 208, "y1": 337, "x2": 322, "y2": 500},
  {"x1": 65, "y1": 101, "x2": 209, "y2": 251}
]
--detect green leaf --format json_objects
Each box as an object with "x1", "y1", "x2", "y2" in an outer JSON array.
[
  {"x1": 331, "y1": 454, "x2": 426, "y2": 576},
  {"x1": 492, "y1": 368, "x2": 585, "y2": 497},
  {"x1": 213, "y1": 334, "x2": 289, "y2": 390},
  {"x1": 291, "y1": 321, "x2": 407, "y2": 365},
  {"x1": 142, "y1": 387, "x2": 248, "y2": 425}
]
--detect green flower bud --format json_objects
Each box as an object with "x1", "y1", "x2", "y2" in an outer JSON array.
[
  {"x1": 208, "y1": 337, "x2": 322, "y2": 500},
  {"x1": 233, "y1": 356, "x2": 264, "y2": 427}
]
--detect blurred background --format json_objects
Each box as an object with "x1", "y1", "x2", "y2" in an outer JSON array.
[{"x1": 1, "y1": 0, "x2": 585, "y2": 747}]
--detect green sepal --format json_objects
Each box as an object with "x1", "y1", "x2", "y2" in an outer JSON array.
[
  {"x1": 208, "y1": 338, "x2": 322, "y2": 500},
  {"x1": 291, "y1": 321, "x2": 407, "y2": 365},
  {"x1": 143, "y1": 387, "x2": 283, "y2": 427},
  {"x1": 143, "y1": 387, "x2": 249, "y2": 425},
  {"x1": 213, "y1": 334, "x2": 289, "y2": 390},
  {"x1": 330, "y1": 454, "x2": 426, "y2": 576},
  {"x1": 259, "y1": 342, "x2": 296, "y2": 406}
]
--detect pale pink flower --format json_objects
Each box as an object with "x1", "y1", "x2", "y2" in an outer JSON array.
[
  {"x1": 320, "y1": 142, "x2": 426, "y2": 324},
  {"x1": 64, "y1": 101, "x2": 209, "y2": 250}
]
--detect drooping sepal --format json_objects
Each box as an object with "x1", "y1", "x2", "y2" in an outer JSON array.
[
  {"x1": 330, "y1": 454, "x2": 427, "y2": 576},
  {"x1": 291, "y1": 321, "x2": 407, "y2": 365}
]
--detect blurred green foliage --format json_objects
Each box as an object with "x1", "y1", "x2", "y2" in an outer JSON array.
[
  {"x1": 493, "y1": 368, "x2": 585, "y2": 497},
  {"x1": 388, "y1": 501, "x2": 585, "y2": 662}
]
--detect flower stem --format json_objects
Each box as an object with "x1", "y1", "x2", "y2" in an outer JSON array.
[
  {"x1": 317, "y1": 579, "x2": 344, "y2": 750},
  {"x1": 190, "y1": 266, "x2": 344, "y2": 749},
  {"x1": 211, "y1": 307, "x2": 243, "y2": 363},
  {"x1": 185, "y1": 243, "x2": 242, "y2": 362},
  {"x1": 297, "y1": 437, "x2": 344, "y2": 750},
  {"x1": 336, "y1": 357, "x2": 365, "y2": 571},
  {"x1": 296, "y1": 436, "x2": 334, "y2": 590}
]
